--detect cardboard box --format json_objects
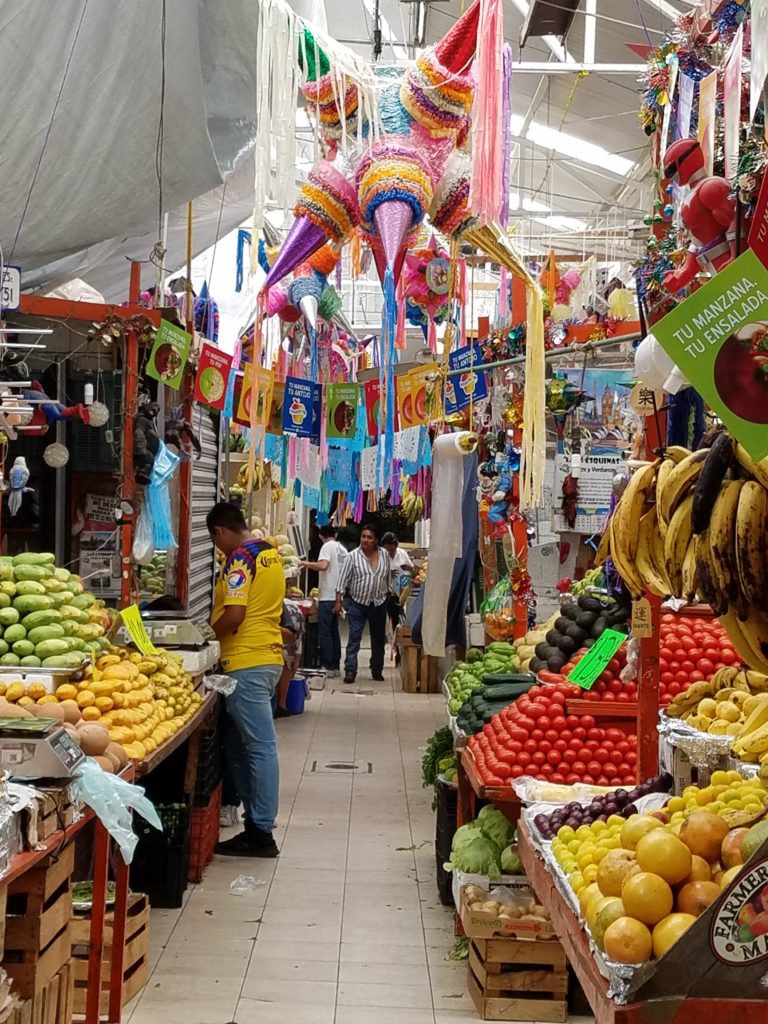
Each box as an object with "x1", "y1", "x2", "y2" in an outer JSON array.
[
  {"x1": 451, "y1": 870, "x2": 530, "y2": 912},
  {"x1": 465, "y1": 614, "x2": 485, "y2": 648},
  {"x1": 459, "y1": 885, "x2": 556, "y2": 942},
  {"x1": 658, "y1": 732, "x2": 726, "y2": 793}
]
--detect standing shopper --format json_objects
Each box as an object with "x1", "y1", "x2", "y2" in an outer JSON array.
[
  {"x1": 208, "y1": 502, "x2": 285, "y2": 858},
  {"x1": 299, "y1": 524, "x2": 348, "y2": 677},
  {"x1": 381, "y1": 532, "x2": 414, "y2": 637},
  {"x1": 335, "y1": 524, "x2": 391, "y2": 684}
]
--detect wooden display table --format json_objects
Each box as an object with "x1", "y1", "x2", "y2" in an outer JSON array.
[{"x1": 395, "y1": 627, "x2": 440, "y2": 694}]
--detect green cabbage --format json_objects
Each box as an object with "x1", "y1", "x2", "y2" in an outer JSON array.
[
  {"x1": 477, "y1": 805, "x2": 515, "y2": 851},
  {"x1": 451, "y1": 822, "x2": 483, "y2": 853},
  {"x1": 500, "y1": 844, "x2": 523, "y2": 875},
  {"x1": 444, "y1": 834, "x2": 501, "y2": 878}
]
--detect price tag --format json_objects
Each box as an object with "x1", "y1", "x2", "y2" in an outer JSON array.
[
  {"x1": 567, "y1": 629, "x2": 627, "y2": 690},
  {"x1": 119, "y1": 605, "x2": 160, "y2": 655},
  {"x1": 0, "y1": 266, "x2": 20, "y2": 311},
  {"x1": 632, "y1": 597, "x2": 654, "y2": 639}
]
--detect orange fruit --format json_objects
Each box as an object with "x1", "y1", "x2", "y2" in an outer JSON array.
[
  {"x1": 676, "y1": 880, "x2": 720, "y2": 917},
  {"x1": 603, "y1": 916, "x2": 652, "y2": 964},
  {"x1": 636, "y1": 830, "x2": 692, "y2": 885},
  {"x1": 652, "y1": 913, "x2": 696, "y2": 958},
  {"x1": 620, "y1": 814, "x2": 664, "y2": 851},
  {"x1": 679, "y1": 812, "x2": 729, "y2": 863},
  {"x1": 597, "y1": 849, "x2": 640, "y2": 898},
  {"x1": 592, "y1": 898, "x2": 625, "y2": 951},
  {"x1": 683, "y1": 855, "x2": 711, "y2": 884},
  {"x1": 621, "y1": 872, "x2": 673, "y2": 925}
]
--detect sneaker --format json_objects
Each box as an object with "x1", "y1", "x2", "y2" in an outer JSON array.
[
  {"x1": 215, "y1": 826, "x2": 279, "y2": 858},
  {"x1": 219, "y1": 805, "x2": 240, "y2": 828}
]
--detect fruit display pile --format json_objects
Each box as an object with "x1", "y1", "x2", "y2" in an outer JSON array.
[
  {"x1": 595, "y1": 435, "x2": 768, "y2": 674},
  {"x1": 445, "y1": 642, "x2": 522, "y2": 714},
  {"x1": 138, "y1": 552, "x2": 167, "y2": 596},
  {"x1": 550, "y1": 772, "x2": 768, "y2": 963},
  {"x1": 528, "y1": 595, "x2": 629, "y2": 677},
  {"x1": 532, "y1": 774, "x2": 673, "y2": 840},
  {"x1": 0, "y1": 647, "x2": 203, "y2": 762},
  {"x1": 467, "y1": 679, "x2": 638, "y2": 787},
  {"x1": 0, "y1": 554, "x2": 111, "y2": 668},
  {"x1": 664, "y1": 664, "x2": 768, "y2": 750}
]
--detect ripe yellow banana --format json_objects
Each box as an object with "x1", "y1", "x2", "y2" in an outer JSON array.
[
  {"x1": 608, "y1": 517, "x2": 645, "y2": 598},
  {"x1": 654, "y1": 457, "x2": 677, "y2": 535},
  {"x1": 663, "y1": 493, "x2": 695, "y2": 598},
  {"x1": 720, "y1": 609, "x2": 768, "y2": 675},
  {"x1": 664, "y1": 445, "x2": 694, "y2": 465},
  {"x1": 706, "y1": 479, "x2": 744, "y2": 613},
  {"x1": 680, "y1": 539, "x2": 698, "y2": 603},
  {"x1": 734, "y1": 443, "x2": 768, "y2": 491},
  {"x1": 695, "y1": 530, "x2": 728, "y2": 615},
  {"x1": 657, "y1": 449, "x2": 709, "y2": 526},
  {"x1": 635, "y1": 509, "x2": 671, "y2": 598},
  {"x1": 612, "y1": 461, "x2": 659, "y2": 568},
  {"x1": 735, "y1": 480, "x2": 768, "y2": 607}
]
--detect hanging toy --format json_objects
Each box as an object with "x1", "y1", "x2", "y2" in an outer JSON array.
[
  {"x1": 193, "y1": 282, "x2": 220, "y2": 342},
  {"x1": 6, "y1": 456, "x2": 30, "y2": 516},
  {"x1": 165, "y1": 409, "x2": 202, "y2": 459},
  {"x1": 561, "y1": 473, "x2": 579, "y2": 528},
  {"x1": 662, "y1": 138, "x2": 737, "y2": 293},
  {"x1": 21, "y1": 381, "x2": 93, "y2": 432},
  {"x1": 546, "y1": 376, "x2": 589, "y2": 442}
]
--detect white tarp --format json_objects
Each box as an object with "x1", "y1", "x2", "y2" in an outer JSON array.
[{"x1": 0, "y1": 0, "x2": 327, "y2": 300}]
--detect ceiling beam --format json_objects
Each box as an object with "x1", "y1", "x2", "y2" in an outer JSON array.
[
  {"x1": 637, "y1": 0, "x2": 683, "y2": 19},
  {"x1": 509, "y1": 0, "x2": 576, "y2": 63},
  {"x1": 510, "y1": 62, "x2": 646, "y2": 73}
]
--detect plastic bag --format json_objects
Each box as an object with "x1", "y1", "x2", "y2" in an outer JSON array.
[
  {"x1": 70, "y1": 758, "x2": 162, "y2": 863},
  {"x1": 147, "y1": 441, "x2": 179, "y2": 551},
  {"x1": 480, "y1": 576, "x2": 516, "y2": 640},
  {"x1": 132, "y1": 500, "x2": 154, "y2": 566},
  {"x1": 204, "y1": 674, "x2": 237, "y2": 697}
]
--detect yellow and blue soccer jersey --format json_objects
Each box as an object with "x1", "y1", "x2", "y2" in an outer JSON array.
[{"x1": 212, "y1": 540, "x2": 285, "y2": 671}]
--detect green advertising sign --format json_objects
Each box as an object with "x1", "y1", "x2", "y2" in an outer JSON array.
[
  {"x1": 567, "y1": 628, "x2": 627, "y2": 690},
  {"x1": 652, "y1": 249, "x2": 768, "y2": 459},
  {"x1": 146, "y1": 320, "x2": 191, "y2": 391}
]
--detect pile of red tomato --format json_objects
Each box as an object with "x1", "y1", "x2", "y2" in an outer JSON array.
[
  {"x1": 538, "y1": 643, "x2": 636, "y2": 705},
  {"x1": 657, "y1": 613, "x2": 737, "y2": 706},
  {"x1": 467, "y1": 679, "x2": 638, "y2": 788}
]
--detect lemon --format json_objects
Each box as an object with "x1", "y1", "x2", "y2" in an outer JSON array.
[
  {"x1": 666, "y1": 797, "x2": 684, "y2": 814},
  {"x1": 591, "y1": 820, "x2": 608, "y2": 834},
  {"x1": 583, "y1": 864, "x2": 599, "y2": 884},
  {"x1": 558, "y1": 825, "x2": 576, "y2": 843},
  {"x1": 711, "y1": 770, "x2": 729, "y2": 787},
  {"x1": 592, "y1": 847, "x2": 608, "y2": 863},
  {"x1": 568, "y1": 839, "x2": 583, "y2": 856},
  {"x1": 576, "y1": 825, "x2": 592, "y2": 840}
]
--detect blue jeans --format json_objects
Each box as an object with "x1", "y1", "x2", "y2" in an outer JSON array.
[
  {"x1": 224, "y1": 664, "x2": 282, "y2": 832},
  {"x1": 345, "y1": 599, "x2": 387, "y2": 679},
  {"x1": 318, "y1": 600, "x2": 341, "y2": 670}
]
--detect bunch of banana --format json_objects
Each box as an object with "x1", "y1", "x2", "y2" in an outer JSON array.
[
  {"x1": 236, "y1": 461, "x2": 268, "y2": 492},
  {"x1": 665, "y1": 666, "x2": 751, "y2": 719},
  {"x1": 402, "y1": 486, "x2": 425, "y2": 525},
  {"x1": 732, "y1": 693, "x2": 768, "y2": 760}
]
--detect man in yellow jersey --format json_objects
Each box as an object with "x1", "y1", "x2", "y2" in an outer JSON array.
[{"x1": 208, "y1": 502, "x2": 285, "y2": 857}]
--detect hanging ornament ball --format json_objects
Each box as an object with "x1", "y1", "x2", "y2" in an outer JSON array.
[
  {"x1": 643, "y1": 215, "x2": 653, "y2": 226},
  {"x1": 653, "y1": 199, "x2": 663, "y2": 209},
  {"x1": 43, "y1": 443, "x2": 69, "y2": 468},
  {"x1": 653, "y1": 214, "x2": 663, "y2": 223},
  {"x1": 647, "y1": 238, "x2": 658, "y2": 249},
  {"x1": 87, "y1": 402, "x2": 110, "y2": 427},
  {"x1": 663, "y1": 204, "x2": 675, "y2": 217},
  {"x1": 665, "y1": 184, "x2": 673, "y2": 195}
]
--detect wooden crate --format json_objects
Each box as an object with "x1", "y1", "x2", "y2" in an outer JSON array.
[
  {"x1": 35, "y1": 790, "x2": 76, "y2": 843},
  {"x1": 6, "y1": 961, "x2": 74, "y2": 1024},
  {"x1": 396, "y1": 627, "x2": 440, "y2": 694},
  {"x1": 3, "y1": 846, "x2": 74, "y2": 999},
  {"x1": 71, "y1": 893, "x2": 149, "y2": 1015},
  {"x1": 467, "y1": 936, "x2": 568, "y2": 1022}
]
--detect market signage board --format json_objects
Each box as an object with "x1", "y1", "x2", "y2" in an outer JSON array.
[
  {"x1": 119, "y1": 605, "x2": 160, "y2": 656},
  {"x1": 146, "y1": 321, "x2": 191, "y2": 391},
  {"x1": 566, "y1": 629, "x2": 626, "y2": 690},
  {"x1": 282, "y1": 377, "x2": 320, "y2": 438},
  {"x1": 193, "y1": 343, "x2": 233, "y2": 411},
  {"x1": 444, "y1": 342, "x2": 488, "y2": 413},
  {"x1": 0, "y1": 266, "x2": 20, "y2": 311},
  {"x1": 652, "y1": 249, "x2": 768, "y2": 460}
]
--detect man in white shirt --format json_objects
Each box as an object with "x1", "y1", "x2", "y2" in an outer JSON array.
[
  {"x1": 300, "y1": 524, "x2": 348, "y2": 678},
  {"x1": 381, "y1": 532, "x2": 413, "y2": 639}
]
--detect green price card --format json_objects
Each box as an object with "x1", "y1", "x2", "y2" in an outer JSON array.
[{"x1": 567, "y1": 628, "x2": 627, "y2": 690}]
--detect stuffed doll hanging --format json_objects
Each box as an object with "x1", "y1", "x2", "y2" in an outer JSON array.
[{"x1": 134, "y1": 401, "x2": 161, "y2": 485}]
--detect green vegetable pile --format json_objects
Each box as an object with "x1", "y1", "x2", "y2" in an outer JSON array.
[
  {"x1": 0, "y1": 554, "x2": 109, "y2": 668},
  {"x1": 444, "y1": 806, "x2": 522, "y2": 879},
  {"x1": 446, "y1": 642, "x2": 521, "y2": 715},
  {"x1": 421, "y1": 726, "x2": 454, "y2": 789},
  {"x1": 455, "y1": 675, "x2": 535, "y2": 735}
]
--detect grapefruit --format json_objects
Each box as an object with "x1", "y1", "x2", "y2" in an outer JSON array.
[
  {"x1": 682, "y1": 855, "x2": 711, "y2": 884},
  {"x1": 679, "y1": 812, "x2": 729, "y2": 862},
  {"x1": 720, "y1": 827, "x2": 748, "y2": 869},
  {"x1": 587, "y1": 895, "x2": 618, "y2": 934},
  {"x1": 596, "y1": 849, "x2": 639, "y2": 898},
  {"x1": 592, "y1": 898, "x2": 625, "y2": 951},
  {"x1": 621, "y1": 814, "x2": 665, "y2": 851},
  {"x1": 635, "y1": 830, "x2": 692, "y2": 885},
  {"x1": 652, "y1": 913, "x2": 697, "y2": 958},
  {"x1": 621, "y1": 872, "x2": 673, "y2": 925},
  {"x1": 603, "y1": 917, "x2": 652, "y2": 965},
  {"x1": 676, "y1": 880, "x2": 721, "y2": 917}
]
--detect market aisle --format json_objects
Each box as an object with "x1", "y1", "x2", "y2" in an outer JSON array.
[{"x1": 126, "y1": 665, "x2": 593, "y2": 1024}]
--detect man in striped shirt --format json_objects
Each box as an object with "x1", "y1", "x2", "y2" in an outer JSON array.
[{"x1": 334, "y1": 524, "x2": 391, "y2": 684}]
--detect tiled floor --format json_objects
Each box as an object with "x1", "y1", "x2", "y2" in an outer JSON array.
[{"x1": 126, "y1": 663, "x2": 594, "y2": 1024}]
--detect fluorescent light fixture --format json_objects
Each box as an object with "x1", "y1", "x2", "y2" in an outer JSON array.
[
  {"x1": 535, "y1": 215, "x2": 589, "y2": 232},
  {"x1": 508, "y1": 115, "x2": 635, "y2": 176},
  {"x1": 509, "y1": 193, "x2": 551, "y2": 213}
]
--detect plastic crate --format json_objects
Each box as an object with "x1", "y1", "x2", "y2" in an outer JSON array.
[
  {"x1": 435, "y1": 775, "x2": 458, "y2": 907},
  {"x1": 130, "y1": 803, "x2": 190, "y2": 909},
  {"x1": 188, "y1": 784, "x2": 222, "y2": 883},
  {"x1": 193, "y1": 720, "x2": 223, "y2": 809}
]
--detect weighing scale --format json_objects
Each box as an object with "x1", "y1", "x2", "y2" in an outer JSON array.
[
  {"x1": 111, "y1": 611, "x2": 220, "y2": 675},
  {"x1": 0, "y1": 719, "x2": 85, "y2": 780}
]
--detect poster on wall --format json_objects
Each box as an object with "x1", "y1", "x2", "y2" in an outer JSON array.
[
  {"x1": 193, "y1": 343, "x2": 233, "y2": 411},
  {"x1": 235, "y1": 364, "x2": 275, "y2": 428},
  {"x1": 325, "y1": 383, "x2": 359, "y2": 440},
  {"x1": 652, "y1": 249, "x2": 768, "y2": 459},
  {"x1": 552, "y1": 367, "x2": 631, "y2": 534},
  {"x1": 404, "y1": 364, "x2": 442, "y2": 426},
  {"x1": 283, "y1": 377, "x2": 321, "y2": 438},
  {"x1": 146, "y1": 320, "x2": 191, "y2": 390},
  {"x1": 78, "y1": 494, "x2": 122, "y2": 594}
]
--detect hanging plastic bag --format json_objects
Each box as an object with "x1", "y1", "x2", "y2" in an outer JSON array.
[
  {"x1": 480, "y1": 576, "x2": 516, "y2": 641},
  {"x1": 70, "y1": 758, "x2": 162, "y2": 863},
  {"x1": 147, "y1": 441, "x2": 180, "y2": 551},
  {"x1": 132, "y1": 498, "x2": 155, "y2": 566}
]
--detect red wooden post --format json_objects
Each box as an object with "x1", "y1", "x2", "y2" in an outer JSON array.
[
  {"x1": 637, "y1": 593, "x2": 661, "y2": 782},
  {"x1": 119, "y1": 262, "x2": 141, "y2": 609}
]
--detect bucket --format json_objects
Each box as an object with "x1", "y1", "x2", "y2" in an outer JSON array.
[{"x1": 285, "y1": 676, "x2": 307, "y2": 715}]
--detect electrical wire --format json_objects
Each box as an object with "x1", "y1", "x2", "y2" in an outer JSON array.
[
  {"x1": 9, "y1": 0, "x2": 90, "y2": 264},
  {"x1": 156, "y1": 0, "x2": 167, "y2": 242}
]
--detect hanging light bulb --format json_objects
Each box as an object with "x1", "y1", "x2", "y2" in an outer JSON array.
[
  {"x1": 84, "y1": 371, "x2": 94, "y2": 406},
  {"x1": 86, "y1": 402, "x2": 110, "y2": 427}
]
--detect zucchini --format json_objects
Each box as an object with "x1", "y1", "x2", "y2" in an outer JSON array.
[{"x1": 482, "y1": 684, "x2": 525, "y2": 701}]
